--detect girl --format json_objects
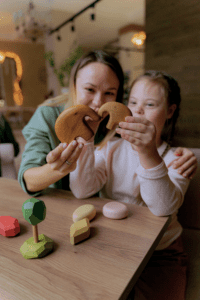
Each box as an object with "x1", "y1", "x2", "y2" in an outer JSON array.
[
  {"x1": 18, "y1": 50, "x2": 196, "y2": 196},
  {"x1": 70, "y1": 70, "x2": 192, "y2": 299}
]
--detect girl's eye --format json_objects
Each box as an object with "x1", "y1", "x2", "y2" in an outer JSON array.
[
  {"x1": 129, "y1": 101, "x2": 136, "y2": 105},
  {"x1": 86, "y1": 88, "x2": 94, "y2": 92},
  {"x1": 147, "y1": 103, "x2": 154, "y2": 107}
]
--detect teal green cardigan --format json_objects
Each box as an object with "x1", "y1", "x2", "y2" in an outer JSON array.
[
  {"x1": 18, "y1": 105, "x2": 106, "y2": 197},
  {"x1": 18, "y1": 105, "x2": 65, "y2": 196}
]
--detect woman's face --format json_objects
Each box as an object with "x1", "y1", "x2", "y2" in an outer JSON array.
[
  {"x1": 128, "y1": 78, "x2": 176, "y2": 145},
  {"x1": 75, "y1": 62, "x2": 120, "y2": 113}
]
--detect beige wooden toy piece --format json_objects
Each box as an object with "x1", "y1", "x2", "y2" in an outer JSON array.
[
  {"x1": 72, "y1": 204, "x2": 96, "y2": 223},
  {"x1": 98, "y1": 102, "x2": 132, "y2": 130},
  {"x1": 55, "y1": 104, "x2": 101, "y2": 144},
  {"x1": 70, "y1": 218, "x2": 90, "y2": 245}
]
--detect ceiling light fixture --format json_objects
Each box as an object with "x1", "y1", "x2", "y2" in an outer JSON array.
[
  {"x1": 50, "y1": 0, "x2": 101, "y2": 36},
  {"x1": 131, "y1": 31, "x2": 146, "y2": 47},
  {"x1": 13, "y1": 1, "x2": 51, "y2": 42}
]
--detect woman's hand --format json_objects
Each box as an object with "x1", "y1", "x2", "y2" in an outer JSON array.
[
  {"x1": 46, "y1": 140, "x2": 83, "y2": 174},
  {"x1": 167, "y1": 147, "x2": 197, "y2": 179}
]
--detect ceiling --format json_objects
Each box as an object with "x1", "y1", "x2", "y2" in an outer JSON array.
[{"x1": 0, "y1": 0, "x2": 145, "y2": 48}]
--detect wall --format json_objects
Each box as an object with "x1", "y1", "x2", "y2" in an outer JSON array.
[
  {"x1": 119, "y1": 25, "x2": 145, "y2": 85},
  {"x1": 44, "y1": 9, "x2": 78, "y2": 102},
  {"x1": 146, "y1": 0, "x2": 200, "y2": 147},
  {"x1": 0, "y1": 40, "x2": 47, "y2": 107}
]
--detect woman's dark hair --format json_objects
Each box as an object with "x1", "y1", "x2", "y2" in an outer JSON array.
[{"x1": 130, "y1": 70, "x2": 181, "y2": 145}]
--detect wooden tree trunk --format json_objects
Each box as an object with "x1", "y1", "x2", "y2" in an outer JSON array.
[{"x1": 32, "y1": 224, "x2": 38, "y2": 243}]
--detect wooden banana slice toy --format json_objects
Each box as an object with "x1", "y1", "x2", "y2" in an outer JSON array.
[
  {"x1": 98, "y1": 102, "x2": 132, "y2": 130},
  {"x1": 55, "y1": 104, "x2": 101, "y2": 144}
]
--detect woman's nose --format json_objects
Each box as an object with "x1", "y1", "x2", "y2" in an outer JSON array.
[{"x1": 93, "y1": 93, "x2": 104, "y2": 108}]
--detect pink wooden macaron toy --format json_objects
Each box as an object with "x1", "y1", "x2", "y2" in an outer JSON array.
[{"x1": 102, "y1": 201, "x2": 128, "y2": 220}]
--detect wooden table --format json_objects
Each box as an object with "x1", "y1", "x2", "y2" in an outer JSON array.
[{"x1": 0, "y1": 178, "x2": 171, "y2": 300}]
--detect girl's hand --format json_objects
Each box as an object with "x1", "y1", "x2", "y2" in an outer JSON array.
[
  {"x1": 167, "y1": 147, "x2": 197, "y2": 179},
  {"x1": 116, "y1": 116, "x2": 157, "y2": 154},
  {"x1": 46, "y1": 140, "x2": 83, "y2": 174}
]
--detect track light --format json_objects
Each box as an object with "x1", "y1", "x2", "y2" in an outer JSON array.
[
  {"x1": 71, "y1": 20, "x2": 75, "y2": 32},
  {"x1": 50, "y1": 0, "x2": 101, "y2": 35},
  {"x1": 90, "y1": 4, "x2": 95, "y2": 21},
  {"x1": 90, "y1": 13, "x2": 95, "y2": 20}
]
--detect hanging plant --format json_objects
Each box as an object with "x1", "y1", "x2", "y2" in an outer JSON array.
[{"x1": 44, "y1": 46, "x2": 84, "y2": 87}]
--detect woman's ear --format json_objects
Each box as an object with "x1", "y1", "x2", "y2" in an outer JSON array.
[{"x1": 167, "y1": 104, "x2": 177, "y2": 119}]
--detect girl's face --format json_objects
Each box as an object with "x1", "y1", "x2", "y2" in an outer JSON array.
[
  {"x1": 128, "y1": 78, "x2": 176, "y2": 145},
  {"x1": 75, "y1": 62, "x2": 119, "y2": 113}
]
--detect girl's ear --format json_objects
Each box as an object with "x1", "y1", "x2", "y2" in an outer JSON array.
[{"x1": 167, "y1": 104, "x2": 177, "y2": 119}]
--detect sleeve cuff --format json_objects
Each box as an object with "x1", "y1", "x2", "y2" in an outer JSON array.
[{"x1": 136, "y1": 160, "x2": 168, "y2": 179}]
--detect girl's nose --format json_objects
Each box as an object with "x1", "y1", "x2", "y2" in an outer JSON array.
[{"x1": 134, "y1": 105, "x2": 144, "y2": 115}]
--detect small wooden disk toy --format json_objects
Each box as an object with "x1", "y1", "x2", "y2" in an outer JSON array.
[
  {"x1": 70, "y1": 218, "x2": 90, "y2": 245},
  {"x1": 102, "y1": 201, "x2": 128, "y2": 220},
  {"x1": 0, "y1": 216, "x2": 20, "y2": 237},
  {"x1": 98, "y1": 102, "x2": 132, "y2": 130},
  {"x1": 72, "y1": 204, "x2": 96, "y2": 223},
  {"x1": 55, "y1": 104, "x2": 101, "y2": 144},
  {"x1": 20, "y1": 198, "x2": 53, "y2": 259}
]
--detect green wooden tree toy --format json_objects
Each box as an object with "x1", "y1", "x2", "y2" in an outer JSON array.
[{"x1": 20, "y1": 198, "x2": 54, "y2": 259}]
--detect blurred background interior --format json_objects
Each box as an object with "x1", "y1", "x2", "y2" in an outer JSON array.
[{"x1": 0, "y1": 0, "x2": 199, "y2": 176}]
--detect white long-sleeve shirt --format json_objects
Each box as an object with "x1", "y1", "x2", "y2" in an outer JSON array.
[{"x1": 70, "y1": 137, "x2": 190, "y2": 250}]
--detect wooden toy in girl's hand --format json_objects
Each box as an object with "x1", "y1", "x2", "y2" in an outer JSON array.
[
  {"x1": 55, "y1": 104, "x2": 101, "y2": 144},
  {"x1": 70, "y1": 218, "x2": 90, "y2": 245},
  {"x1": 72, "y1": 204, "x2": 96, "y2": 222},
  {"x1": 102, "y1": 201, "x2": 128, "y2": 220},
  {"x1": 98, "y1": 102, "x2": 132, "y2": 130},
  {"x1": 20, "y1": 198, "x2": 53, "y2": 259},
  {"x1": 0, "y1": 216, "x2": 20, "y2": 237}
]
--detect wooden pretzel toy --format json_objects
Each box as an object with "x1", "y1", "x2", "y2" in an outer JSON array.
[
  {"x1": 55, "y1": 104, "x2": 101, "y2": 144},
  {"x1": 55, "y1": 102, "x2": 132, "y2": 143},
  {"x1": 98, "y1": 102, "x2": 132, "y2": 130}
]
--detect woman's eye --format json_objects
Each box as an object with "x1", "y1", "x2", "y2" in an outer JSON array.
[
  {"x1": 147, "y1": 103, "x2": 154, "y2": 107},
  {"x1": 105, "y1": 92, "x2": 115, "y2": 96}
]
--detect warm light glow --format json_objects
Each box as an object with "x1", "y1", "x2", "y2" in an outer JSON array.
[
  {"x1": 0, "y1": 51, "x2": 23, "y2": 106},
  {"x1": 131, "y1": 31, "x2": 146, "y2": 47},
  {"x1": 0, "y1": 52, "x2": 6, "y2": 64}
]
